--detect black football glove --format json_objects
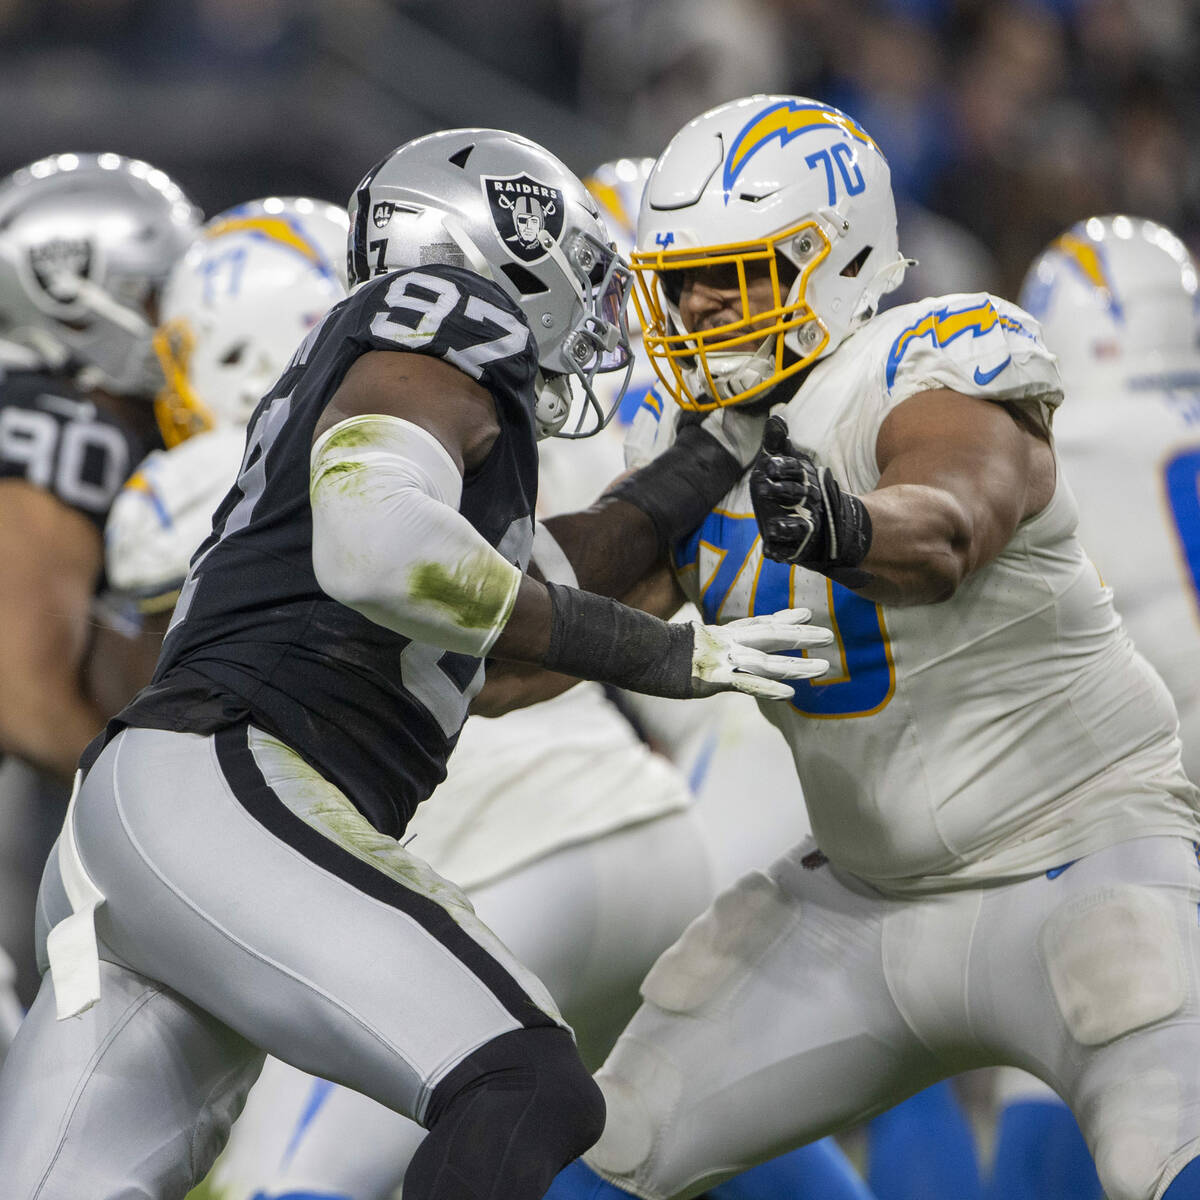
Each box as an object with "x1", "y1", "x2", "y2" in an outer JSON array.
[{"x1": 750, "y1": 415, "x2": 873, "y2": 571}]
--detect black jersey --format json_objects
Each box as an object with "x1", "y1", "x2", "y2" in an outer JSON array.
[
  {"x1": 0, "y1": 364, "x2": 151, "y2": 530},
  {"x1": 115, "y1": 265, "x2": 541, "y2": 837}
]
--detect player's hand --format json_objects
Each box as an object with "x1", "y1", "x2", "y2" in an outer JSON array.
[
  {"x1": 750, "y1": 415, "x2": 872, "y2": 569},
  {"x1": 689, "y1": 608, "x2": 833, "y2": 700}
]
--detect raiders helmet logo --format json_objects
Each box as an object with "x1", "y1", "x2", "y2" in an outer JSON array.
[
  {"x1": 28, "y1": 237, "x2": 93, "y2": 305},
  {"x1": 482, "y1": 173, "x2": 565, "y2": 264},
  {"x1": 372, "y1": 201, "x2": 395, "y2": 229}
]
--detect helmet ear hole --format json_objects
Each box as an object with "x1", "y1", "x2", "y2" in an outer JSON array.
[{"x1": 840, "y1": 245, "x2": 873, "y2": 279}]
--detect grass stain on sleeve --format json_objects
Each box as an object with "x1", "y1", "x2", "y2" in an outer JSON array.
[{"x1": 409, "y1": 551, "x2": 519, "y2": 631}]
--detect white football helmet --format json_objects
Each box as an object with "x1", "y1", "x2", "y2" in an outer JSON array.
[
  {"x1": 0, "y1": 153, "x2": 201, "y2": 396},
  {"x1": 154, "y1": 196, "x2": 349, "y2": 446},
  {"x1": 347, "y1": 128, "x2": 633, "y2": 439},
  {"x1": 632, "y1": 95, "x2": 908, "y2": 410},
  {"x1": 1018, "y1": 215, "x2": 1200, "y2": 380}
]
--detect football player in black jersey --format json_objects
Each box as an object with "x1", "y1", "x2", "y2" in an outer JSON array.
[
  {"x1": 0, "y1": 153, "x2": 201, "y2": 782},
  {"x1": 0, "y1": 130, "x2": 833, "y2": 1200}
]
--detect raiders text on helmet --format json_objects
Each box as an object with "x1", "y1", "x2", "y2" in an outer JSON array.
[
  {"x1": 632, "y1": 96, "x2": 909, "y2": 411},
  {"x1": 0, "y1": 153, "x2": 201, "y2": 396},
  {"x1": 347, "y1": 129, "x2": 633, "y2": 438},
  {"x1": 154, "y1": 196, "x2": 349, "y2": 446}
]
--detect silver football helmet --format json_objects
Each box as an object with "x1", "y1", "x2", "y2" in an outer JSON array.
[
  {"x1": 0, "y1": 152, "x2": 202, "y2": 396},
  {"x1": 347, "y1": 129, "x2": 633, "y2": 438}
]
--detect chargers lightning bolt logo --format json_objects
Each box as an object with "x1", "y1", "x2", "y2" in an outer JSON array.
[
  {"x1": 722, "y1": 100, "x2": 882, "y2": 203},
  {"x1": 885, "y1": 300, "x2": 1035, "y2": 391}
]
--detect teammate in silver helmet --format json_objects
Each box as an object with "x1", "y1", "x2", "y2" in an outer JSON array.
[{"x1": 0, "y1": 153, "x2": 198, "y2": 1066}]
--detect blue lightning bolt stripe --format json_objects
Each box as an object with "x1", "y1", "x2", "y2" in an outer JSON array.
[
  {"x1": 885, "y1": 300, "x2": 1036, "y2": 390},
  {"x1": 723, "y1": 100, "x2": 881, "y2": 201}
]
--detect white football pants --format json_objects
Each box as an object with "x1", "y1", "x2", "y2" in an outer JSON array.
[{"x1": 584, "y1": 834, "x2": 1200, "y2": 1200}]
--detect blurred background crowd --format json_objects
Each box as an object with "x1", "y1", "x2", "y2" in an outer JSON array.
[{"x1": 0, "y1": 0, "x2": 1195, "y2": 301}]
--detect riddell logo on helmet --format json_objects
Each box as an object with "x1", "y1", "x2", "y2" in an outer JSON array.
[
  {"x1": 482, "y1": 173, "x2": 565, "y2": 265},
  {"x1": 28, "y1": 238, "x2": 93, "y2": 303}
]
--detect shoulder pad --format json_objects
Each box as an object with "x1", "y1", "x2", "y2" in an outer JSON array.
[
  {"x1": 106, "y1": 427, "x2": 245, "y2": 598},
  {"x1": 881, "y1": 293, "x2": 1062, "y2": 413}
]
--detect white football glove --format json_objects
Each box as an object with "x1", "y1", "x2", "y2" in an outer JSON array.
[{"x1": 689, "y1": 607, "x2": 834, "y2": 700}]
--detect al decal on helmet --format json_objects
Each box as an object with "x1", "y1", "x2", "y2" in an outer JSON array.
[{"x1": 482, "y1": 173, "x2": 566, "y2": 264}]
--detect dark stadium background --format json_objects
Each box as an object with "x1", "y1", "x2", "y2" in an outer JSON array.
[{"x1": 0, "y1": 0, "x2": 1194, "y2": 302}]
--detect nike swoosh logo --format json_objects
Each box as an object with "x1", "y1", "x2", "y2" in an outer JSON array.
[{"x1": 973, "y1": 356, "x2": 1012, "y2": 386}]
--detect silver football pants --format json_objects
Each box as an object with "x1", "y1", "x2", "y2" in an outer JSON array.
[{"x1": 0, "y1": 724, "x2": 563, "y2": 1199}]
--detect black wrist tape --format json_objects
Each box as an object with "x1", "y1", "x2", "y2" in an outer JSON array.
[
  {"x1": 607, "y1": 421, "x2": 743, "y2": 551},
  {"x1": 543, "y1": 582, "x2": 697, "y2": 699}
]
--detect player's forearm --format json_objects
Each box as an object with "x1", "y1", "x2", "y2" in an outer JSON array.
[
  {"x1": 546, "y1": 416, "x2": 754, "y2": 600},
  {"x1": 853, "y1": 484, "x2": 974, "y2": 605},
  {"x1": 542, "y1": 497, "x2": 663, "y2": 598}
]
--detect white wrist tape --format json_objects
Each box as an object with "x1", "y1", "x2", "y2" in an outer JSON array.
[{"x1": 311, "y1": 415, "x2": 521, "y2": 657}]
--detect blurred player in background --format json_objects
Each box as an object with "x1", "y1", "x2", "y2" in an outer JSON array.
[
  {"x1": 103, "y1": 194, "x2": 350, "y2": 683},
  {"x1": 0, "y1": 128, "x2": 831, "y2": 1200},
  {"x1": 0, "y1": 152, "x2": 199, "y2": 780},
  {"x1": 109, "y1": 165, "x2": 870, "y2": 1200},
  {"x1": 542, "y1": 93, "x2": 1200, "y2": 1200},
  {"x1": 978, "y1": 216, "x2": 1200, "y2": 1200},
  {"x1": 0, "y1": 152, "x2": 199, "y2": 1046}
]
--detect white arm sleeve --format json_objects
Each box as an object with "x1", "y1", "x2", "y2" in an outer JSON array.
[{"x1": 310, "y1": 414, "x2": 521, "y2": 657}]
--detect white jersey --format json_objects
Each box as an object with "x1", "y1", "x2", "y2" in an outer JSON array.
[
  {"x1": 106, "y1": 417, "x2": 690, "y2": 890},
  {"x1": 628, "y1": 292, "x2": 1199, "y2": 894},
  {"x1": 1053, "y1": 354, "x2": 1200, "y2": 781}
]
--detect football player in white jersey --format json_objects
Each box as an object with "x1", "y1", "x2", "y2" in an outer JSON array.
[
  {"x1": 1021, "y1": 216, "x2": 1200, "y2": 779},
  {"x1": 977, "y1": 216, "x2": 1200, "y2": 1200},
  {"x1": 537, "y1": 95, "x2": 1200, "y2": 1200},
  {"x1": 109, "y1": 174, "x2": 869, "y2": 1200}
]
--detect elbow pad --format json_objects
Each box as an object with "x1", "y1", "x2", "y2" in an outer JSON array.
[{"x1": 310, "y1": 415, "x2": 521, "y2": 657}]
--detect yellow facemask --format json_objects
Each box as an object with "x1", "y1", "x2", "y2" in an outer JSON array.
[
  {"x1": 152, "y1": 317, "x2": 216, "y2": 447},
  {"x1": 629, "y1": 218, "x2": 832, "y2": 411}
]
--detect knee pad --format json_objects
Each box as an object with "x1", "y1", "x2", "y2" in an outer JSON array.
[
  {"x1": 1040, "y1": 885, "x2": 1184, "y2": 1046},
  {"x1": 587, "y1": 1043, "x2": 683, "y2": 1180},
  {"x1": 427, "y1": 1025, "x2": 605, "y2": 1161},
  {"x1": 1085, "y1": 1067, "x2": 1182, "y2": 1200}
]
